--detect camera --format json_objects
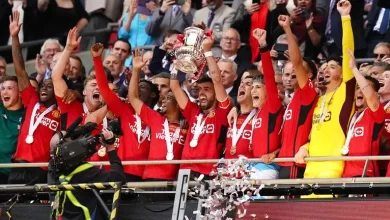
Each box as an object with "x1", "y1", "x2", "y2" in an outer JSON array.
[{"x1": 50, "y1": 119, "x2": 122, "y2": 173}]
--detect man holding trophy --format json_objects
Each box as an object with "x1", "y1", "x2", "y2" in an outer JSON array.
[{"x1": 170, "y1": 25, "x2": 232, "y2": 179}]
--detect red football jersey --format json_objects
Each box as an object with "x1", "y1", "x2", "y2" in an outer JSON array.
[
  {"x1": 14, "y1": 85, "x2": 60, "y2": 168},
  {"x1": 140, "y1": 104, "x2": 186, "y2": 180},
  {"x1": 278, "y1": 80, "x2": 317, "y2": 167},
  {"x1": 380, "y1": 102, "x2": 390, "y2": 172},
  {"x1": 343, "y1": 107, "x2": 385, "y2": 177},
  {"x1": 55, "y1": 98, "x2": 108, "y2": 164},
  {"x1": 93, "y1": 56, "x2": 150, "y2": 177},
  {"x1": 180, "y1": 100, "x2": 232, "y2": 174},
  {"x1": 252, "y1": 51, "x2": 284, "y2": 158},
  {"x1": 225, "y1": 113, "x2": 255, "y2": 159}
]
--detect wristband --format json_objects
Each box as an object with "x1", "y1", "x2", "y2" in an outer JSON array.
[
  {"x1": 170, "y1": 72, "x2": 178, "y2": 80},
  {"x1": 204, "y1": 51, "x2": 213, "y2": 57}
]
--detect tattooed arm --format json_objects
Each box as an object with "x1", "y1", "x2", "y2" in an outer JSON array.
[{"x1": 10, "y1": 11, "x2": 30, "y2": 91}]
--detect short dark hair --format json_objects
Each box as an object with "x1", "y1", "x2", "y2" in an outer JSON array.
[
  {"x1": 70, "y1": 55, "x2": 86, "y2": 77},
  {"x1": 326, "y1": 56, "x2": 342, "y2": 66},
  {"x1": 113, "y1": 38, "x2": 131, "y2": 52},
  {"x1": 140, "y1": 79, "x2": 160, "y2": 106},
  {"x1": 365, "y1": 75, "x2": 381, "y2": 92},
  {"x1": 196, "y1": 76, "x2": 213, "y2": 84},
  {"x1": 1, "y1": 75, "x2": 17, "y2": 83},
  {"x1": 303, "y1": 57, "x2": 318, "y2": 80}
]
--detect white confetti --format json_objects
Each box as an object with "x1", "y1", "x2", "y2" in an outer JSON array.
[{"x1": 189, "y1": 156, "x2": 256, "y2": 219}]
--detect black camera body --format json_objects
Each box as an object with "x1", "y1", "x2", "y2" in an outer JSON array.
[{"x1": 50, "y1": 119, "x2": 122, "y2": 174}]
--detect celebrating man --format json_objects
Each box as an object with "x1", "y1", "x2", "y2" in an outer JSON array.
[
  {"x1": 92, "y1": 44, "x2": 159, "y2": 181},
  {"x1": 170, "y1": 36, "x2": 232, "y2": 178},
  {"x1": 129, "y1": 49, "x2": 186, "y2": 180},
  {"x1": 277, "y1": 15, "x2": 318, "y2": 180},
  {"x1": 295, "y1": 1, "x2": 356, "y2": 198},
  {"x1": 9, "y1": 11, "x2": 59, "y2": 184},
  {"x1": 342, "y1": 50, "x2": 384, "y2": 178}
]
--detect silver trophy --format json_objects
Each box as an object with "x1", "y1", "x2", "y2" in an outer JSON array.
[{"x1": 174, "y1": 27, "x2": 209, "y2": 76}]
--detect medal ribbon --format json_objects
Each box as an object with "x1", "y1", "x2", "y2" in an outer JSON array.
[
  {"x1": 231, "y1": 109, "x2": 257, "y2": 149},
  {"x1": 163, "y1": 119, "x2": 181, "y2": 159},
  {"x1": 342, "y1": 108, "x2": 367, "y2": 154},
  {"x1": 27, "y1": 103, "x2": 56, "y2": 140}
]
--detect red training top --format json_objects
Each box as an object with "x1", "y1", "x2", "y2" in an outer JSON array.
[
  {"x1": 14, "y1": 85, "x2": 60, "y2": 168},
  {"x1": 252, "y1": 51, "x2": 284, "y2": 158},
  {"x1": 180, "y1": 100, "x2": 232, "y2": 174},
  {"x1": 225, "y1": 113, "x2": 255, "y2": 159},
  {"x1": 140, "y1": 104, "x2": 186, "y2": 180},
  {"x1": 343, "y1": 106, "x2": 385, "y2": 177},
  {"x1": 278, "y1": 79, "x2": 317, "y2": 167},
  {"x1": 93, "y1": 56, "x2": 150, "y2": 177}
]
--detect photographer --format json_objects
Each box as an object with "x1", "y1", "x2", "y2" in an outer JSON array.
[{"x1": 50, "y1": 124, "x2": 125, "y2": 220}]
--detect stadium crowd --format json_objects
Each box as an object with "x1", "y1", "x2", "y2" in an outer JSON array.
[{"x1": 0, "y1": 0, "x2": 390, "y2": 196}]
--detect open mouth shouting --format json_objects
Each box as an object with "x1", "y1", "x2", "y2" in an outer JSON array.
[{"x1": 92, "y1": 91, "x2": 101, "y2": 102}]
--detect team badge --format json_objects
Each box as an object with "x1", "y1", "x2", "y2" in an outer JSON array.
[
  {"x1": 52, "y1": 110, "x2": 60, "y2": 118},
  {"x1": 208, "y1": 111, "x2": 216, "y2": 118},
  {"x1": 386, "y1": 107, "x2": 390, "y2": 113}
]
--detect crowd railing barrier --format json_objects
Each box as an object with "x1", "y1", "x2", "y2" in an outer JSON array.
[{"x1": 0, "y1": 155, "x2": 387, "y2": 168}]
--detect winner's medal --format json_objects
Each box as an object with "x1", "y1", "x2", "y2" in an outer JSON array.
[{"x1": 25, "y1": 135, "x2": 34, "y2": 144}]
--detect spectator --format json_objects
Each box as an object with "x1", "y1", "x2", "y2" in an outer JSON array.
[
  {"x1": 0, "y1": 56, "x2": 7, "y2": 80},
  {"x1": 373, "y1": 42, "x2": 390, "y2": 63},
  {"x1": 218, "y1": 59, "x2": 238, "y2": 104},
  {"x1": 276, "y1": 0, "x2": 324, "y2": 58},
  {"x1": 322, "y1": 0, "x2": 366, "y2": 57},
  {"x1": 69, "y1": 54, "x2": 86, "y2": 82},
  {"x1": 365, "y1": 0, "x2": 390, "y2": 57},
  {"x1": 145, "y1": 0, "x2": 194, "y2": 45},
  {"x1": 149, "y1": 30, "x2": 180, "y2": 75},
  {"x1": 32, "y1": 39, "x2": 63, "y2": 83},
  {"x1": 37, "y1": 0, "x2": 89, "y2": 46},
  {"x1": 367, "y1": 62, "x2": 390, "y2": 79},
  {"x1": 220, "y1": 28, "x2": 254, "y2": 79},
  {"x1": 231, "y1": 0, "x2": 288, "y2": 62},
  {"x1": 111, "y1": 38, "x2": 132, "y2": 68},
  {"x1": 193, "y1": 0, "x2": 235, "y2": 56},
  {"x1": 118, "y1": 0, "x2": 154, "y2": 66},
  {"x1": 182, "y1": 74, "x2": 199, "y2": 103},
  {"x1": 103, "y1": 54, "x2": 125, "y2": 88},
  {"x1": 377, "y1": 0, "x2": 390, "y2": 43}
]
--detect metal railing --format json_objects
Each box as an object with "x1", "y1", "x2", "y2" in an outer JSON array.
[{"x1": 0, "y1": 155, "x2": 387, "y2": 168}]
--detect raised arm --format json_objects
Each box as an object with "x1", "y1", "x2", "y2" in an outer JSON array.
[
  {"x1": 91, "y1": 43, "x2": 124, "y2": 116},
  {"x1": 202, "y1": 36, "x2": 229, "y2": 103},
  {"x1": 349, "y1": 50, "x2": 380, "y2": 112},
  {"x1": 52, "y1": 27, "x2": 81, "y2": 98},
  {"x1": 9, "y1": 11, "x2": 29, "y2": 91},
  {"x1": 279, "y1": 15, "x2": 308, "y2": 89},
  {"x1": 253, "y1": 28, "x2": 281, "y2": 112},
  {"x1": 337, "y1": 0, "x2": 354, "y2": 82},
  {"x1": 119, "y1": 0, "x2": 138, "y2": 35},
  {"x1": 170, "y1": 66, "x2": 189, "y2": 110},
  {"x1": 128, "y1": 49, "x2": 148, "y2": 115}
]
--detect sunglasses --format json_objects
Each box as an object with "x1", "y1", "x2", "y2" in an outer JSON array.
[{"x1": 374, "y1": 53, "x2": 387, "y2": 59}]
